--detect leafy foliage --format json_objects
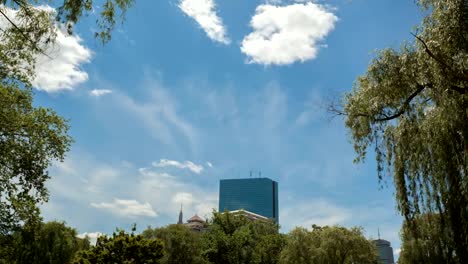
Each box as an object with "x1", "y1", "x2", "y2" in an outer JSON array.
[
  {"x1": 72, "y1": 226, "x2": 164, "y2": 264},
  {"x1": 0, "y1": 84, "x2": 72, "y2": 234},
  {"x1": 279, "y1": 225, "x2": 378, "y2": 264},
  {"x1": 0, "y1": 221, "x2": 90, "y2": 264},
  {"x1": 336, "y1": 0, "x2": 468, "y2": 262},
  {"x1": 202, "y1": 211, "x2": 283, "y2": 264},
  {"x1": 399, "y1": 214, "x2": 455, "y2": 264},
  {"x1": 142, "y1": 224, "x2": 205, "y2": 264}
]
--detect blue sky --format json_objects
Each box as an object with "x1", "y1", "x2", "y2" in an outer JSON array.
[{"x1": 23, "y1": 0, "x2": 422, "y2": 259}]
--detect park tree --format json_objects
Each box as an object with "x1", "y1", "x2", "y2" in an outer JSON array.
[
  {"x1": 142, "y1": 224, "x2": 205, "y2": 264},
  {"x1": 331, "y1": 0, "x2": 468, "y2": 262},
  {"x1": 72, "y1": 226, "x2": 164, "y2": 264},
  {"x1": 280, "y1": 225, "x2": 378, "y2": 264},
  {"x1": 399, "y1": 214, "x2": 455, "y2": 264},
  {"x1": 202, "y1": 211, "x2": 282, "y2": 264},
  {"x1": 0, "y1": 0, "x2": 134, "y2": 234},
  {"x1": 0, "y1": 220, "x2": 90, "y2": 264},
  {"x1": 0, "y1": 84, "x2": 72, "y2": 234}
]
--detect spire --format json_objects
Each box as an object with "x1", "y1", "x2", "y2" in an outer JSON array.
[
  {"x1": 378, "y1": 227, "x2": 381, "y2": 239},
  {"x1": 177, "y1": 204, "x2": 183, "y2": 224}
]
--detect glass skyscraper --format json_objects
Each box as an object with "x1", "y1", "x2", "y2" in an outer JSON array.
[{"x1": 219, "y1": 178, "x2": 279, "y2": 223}]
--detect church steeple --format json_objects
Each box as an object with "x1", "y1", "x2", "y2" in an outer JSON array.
[{"x1": 177, "y1": 204, "x2": 183, "y2": 224}]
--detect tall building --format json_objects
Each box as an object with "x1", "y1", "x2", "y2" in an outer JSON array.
[
  {"x1": 373, "y1": 239, "x2": 395, "y2": 264},
  {"x1": 177, "y1": 204, "x2": 183, "y2": 225},
  {"x1": 219, "y1": 178, "x2": 278, "y2": 223}
]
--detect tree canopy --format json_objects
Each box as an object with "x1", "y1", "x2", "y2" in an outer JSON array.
[
  {"x1": 279, "y1": 225, "x2": 378, "y2": 264},
  {"x1": 335, "y1": 0, "x2": 468, "y2": 262},
  {"x1": 0, "y1": 84, "x2": 72, "y2": 234},
  {"x1": 0, "y1": 221, "x2": 90, "y2": 264},
  {"x1": 201, "y1": 211, "x2": 283, "y2": 264},
  {"x1": 399, "y1": 213, "x2": 455, "y2": 264},
  {"x1": 142, "y1": 224, "x2": 205, "y2": 264},
  {"x1": 72, "y1": 226, "x2": 164, "y2": 264}
]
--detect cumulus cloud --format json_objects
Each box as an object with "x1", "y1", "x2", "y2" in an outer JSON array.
[
  {"x1": 137, "y1": 167, "x2": 217, "y2": 219},
  {"x1": 90, "y1": 198, "x2": 157, "y2": 218},
  {"x1": 90, "y1": 89, "x2": 112, "y2": 97},
  {"x1": 0, "y1": 5, "x2": 92, "y2": 92},
  {"x1": 240, "y1": 3, "x2": 337, "y2": 65},
  {"x1": 77, "y1": 232, "x2": 103, "y2": 245},
  {"x1": 152, "y1": 159, "x2": 204, "y2": 174},
  {"x1": 33, "y1": 27, "x2": 92, "y2": 92},
  {"x1": 179, "y1": 0, "x2": 230, "y2": 44}
]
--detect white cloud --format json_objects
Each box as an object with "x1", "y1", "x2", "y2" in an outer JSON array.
[
  {"x1": 90, "y1": 198, "x2": 157, "y2": 218},
  {"x1": 137, "y1": 167, "x2": 217, "y2": 219},
  {"x1": 152, "y1": 159, "x2": 204, "y2": 174},
  {"x1": 179, "y1": 0, "x2": 230, "y2": 44},
  {"x1": 90, "y1": 89, "x2": 112, "y2": 97},
  {"x1": 43, "y1": 153, "x2": 217, "y2": 232},
  {"x1": 77, "y1": 232, "x2": 103, "y2": 245},
  {"x1": 0, "y1": 5, "x2": 92, "y2": 92},
  {"x1": 33, "y1": 27, "x2": 92, "y2": 92},
  {"x1": 240, "y1": 3, "x2": 337, "y2": 65},
  {"x1": 394, "y1": 248, "x2": 401, "y2": 255},
  {"x1": 206, "y1": 161, "x2": 213, "y2": 168}
]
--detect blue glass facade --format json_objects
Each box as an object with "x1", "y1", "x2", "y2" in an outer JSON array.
[{"x1": 219, "y1": 178, "x2": 279, "y2": 223}]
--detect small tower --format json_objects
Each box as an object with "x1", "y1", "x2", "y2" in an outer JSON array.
[{"x1": 177, "y1": 204, "x2": 183, "y2": 224}]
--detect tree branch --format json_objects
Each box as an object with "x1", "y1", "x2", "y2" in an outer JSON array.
[
  {"x1": 328, "y1": 84, "x2": 427, "y2": 122},
  {"x1": 0, "y1": 6, "x2": 52, "y2": 59},
  {"x1": 412, "y1": 32, "x2": 468, "y2": 85},
  {"x1": 374, "y1": 84, "x2": 426, "y2": 121}
]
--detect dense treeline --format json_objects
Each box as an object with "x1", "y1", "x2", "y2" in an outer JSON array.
[{"x1": 0, "y1": 212, "x2": 379, "y2": 264}]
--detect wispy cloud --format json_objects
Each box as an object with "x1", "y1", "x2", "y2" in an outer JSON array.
[
  {"x1": 90, "y1": 89, "x2": 112, "y2": 97},
  {"x1": 152, "y1": 159, "x2": 204, "y2": 174},
  {"x1": 241, "y1": 3, "x2": 337, "y2": 65},
  {"x1": 91, "y1": 198, "x2": 158, "y2": 218},
  {"x1": 179, "y1": 0, "x2": 230, "y2": 44}
]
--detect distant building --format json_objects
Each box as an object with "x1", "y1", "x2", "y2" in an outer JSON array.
[
  {"x1": 185, "y1": 214, "x2": 206, "y2": 232},
  {"x1": 373, "y1": 239, "x2": 395, "y2": 264},
  {"x1": 176, "y1": 207, "x2": 207, "y2": 232},
  {"x1": 219, "y1": 178, "x2": 279, "y2": 223},
  {"x1": 177, "y1": 205, "x2": 183, "y2": 225},
  {"x1": 229, "y1": 209, "x2": 270, "y2": 222}
]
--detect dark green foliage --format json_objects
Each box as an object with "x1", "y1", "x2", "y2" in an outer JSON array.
[
  {"x1": 0, "y1": 221, "x2": 90, "y2": 264},
  {"x1": 72, "y1": 226, "x2": 164, "y2": 264},
  {"x1": 335, "y1": 0, "x2": 468, "y2": 262},
  {"x1": 142, "y1": 224, "x2": 205, "y2": 264},
  {"x1": 0, "y1": 84, "x2": 72, "y2": 234}
]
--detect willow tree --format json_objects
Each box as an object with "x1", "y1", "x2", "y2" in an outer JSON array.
[
  {"x1": 334, "y1": 0, "x2": 468, "y2": 262},
  {"x1": 399, "y1": 214, "x2": 455, "y2": 264}
]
